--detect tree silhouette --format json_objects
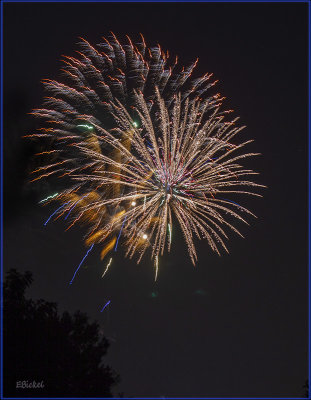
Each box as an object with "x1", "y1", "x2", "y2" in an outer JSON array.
[{"x1": 3, "y1": 269, "x2": 120, "y2": 397}]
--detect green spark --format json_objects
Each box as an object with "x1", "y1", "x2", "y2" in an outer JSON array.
[
  {"x1": 39, "y1": 192, "x2": 59, "y2": 204},
  {"x1": 132, "y1": 121, "x2": 138, "y2": 128},
  {"x1": 77, "y1": 124, "x2": 94, "y2": 131}
]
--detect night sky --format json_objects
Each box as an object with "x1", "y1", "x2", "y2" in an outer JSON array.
[{"x1": 3, "y1": 2, "x2": 308, "y2": 398}]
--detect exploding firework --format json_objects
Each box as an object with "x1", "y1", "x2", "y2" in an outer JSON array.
[{"x1": 27, "y1": 33, "x2": 264, "y2": 279}]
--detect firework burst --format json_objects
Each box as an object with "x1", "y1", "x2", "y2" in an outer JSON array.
[{"x1": 27, "y1": 33, "x2": 264, "y2": 278}]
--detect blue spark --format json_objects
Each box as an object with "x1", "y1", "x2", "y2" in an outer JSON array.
[
  {"x1": 220, "y1": 198, "x2": 242, "y2": 207},
  {"x1": 100, "y1": 300, "x2": 111, "y2": 312},
  {"x1": 69, "y1": 244, "x2": 94, "y2": 285},
  {"x1": 115, "y1": 217, "x2": 127, "y2": 251},
  {"x1": 44, "y1": 201, "x2": 71, "y2": 226},
  {"x1": 64, "y1": 195, "x2": 88, "y2": 220},
  {"x1": 145, "y1": 140, "x2": 153, "y2": 150}
]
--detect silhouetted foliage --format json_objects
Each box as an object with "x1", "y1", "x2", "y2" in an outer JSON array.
[{"x1": 3, "y1": 269, "x2": 120, "y2": 397}]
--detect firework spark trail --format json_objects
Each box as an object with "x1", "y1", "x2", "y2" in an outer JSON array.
[
  {"x1": 168, "y1": 223, "x2": 172, "y2": 246},
  {"x1": 100, "y1": 300, "x2": 111, "y2": 312},
  {"x1": 39, "y1": 192, "x2": 59, "y2": 204},
  {"x1": 69, "y1": 243, "x2": 94, "y2": 285},
  {"x1": 102, "y1": 257, "x2": 113, "y2": 278},
  {"x1": 44, "y1": 202, "x2": 71, "y2": 226},
  {"x1": 115, "y1": 217, "x2": 127, "y2": 251},
  {"x1": 64, "y1": 194, "x2": 89, "y2": 220},
  {"x1": 29, "y1": 33, "x2": 264, "y2": 277},
  {"x1": 155, "y1": 256, "x2": 159, "y2": 281}
]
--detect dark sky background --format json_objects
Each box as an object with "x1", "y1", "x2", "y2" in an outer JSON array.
[{"x1": 3, "y1": 2, "x2": 308, "y2": 398}]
